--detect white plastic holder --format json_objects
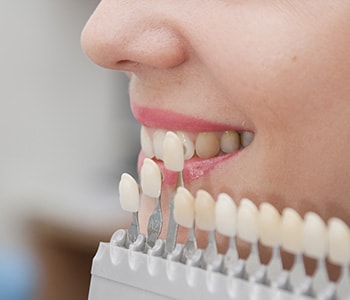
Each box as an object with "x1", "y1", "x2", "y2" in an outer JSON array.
[{"x1": 88, "y1": 230, "x2": 315, "y2": 300}]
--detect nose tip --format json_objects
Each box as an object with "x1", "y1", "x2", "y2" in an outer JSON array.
[{"x1": 81, "y1": 3, "x2": 187, "y2": 71}]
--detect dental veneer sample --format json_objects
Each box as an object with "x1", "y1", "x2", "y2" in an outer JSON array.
[
  {"x1": 258, "y1": 202, "x2": 281, "y2": 247},
  {"x1": 280, "y1": 208, "x2": 304, "y2": 254},
  {"x1": 215, "y1": 193, "x2": 237, "y2": 237},
  {"x1": 303, "y1": 212, "x2": 328, "y2": 259},
  {"x1": 174, "y1": 187, "x2": 195, "y2": 229},
  {"x1": 237, "y1": 198, "x2": 258, "y2": 243},
  {"x1": 194, "y1": 190, "x2": 216, "y2": 231},
  {"x1": 163, "y1": 131, "x2": 185, "y2": 171},
  {"x1": 328, "y1": 217, "x2": 350, "y2": 266},
  {"x1": 119, "y1": 173, "x2": 140, "y2": 213},
  {"x1": 140, "y1": 158, "x2": 162, "y2": 198}
]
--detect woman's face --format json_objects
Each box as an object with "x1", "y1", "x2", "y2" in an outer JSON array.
[{"x1": 82, "y1": 1, "x2": 350, "y2": 275}]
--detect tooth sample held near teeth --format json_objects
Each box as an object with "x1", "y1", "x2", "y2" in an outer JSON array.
[
  {"x1": 195, "y1": 132, "x2": 220, "y2": 159},
  {"x1": 140, "y1": 158, "x2": 162, "y2": 198},
  {"x1": 163, "y1": 131, "x2": 185, "y2": 171}
]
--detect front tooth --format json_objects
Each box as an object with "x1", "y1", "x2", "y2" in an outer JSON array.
[
  {"x1": 258, "y1": 202, "x2": 281, "y2": 247},
  {"x1": 118, "y1": 173, "x2": 140, "y2": 212},
  {"x1": 241, "y1": 131, "x2": 254, "y2": 148},
  {"x1": 194, "y1": 190, "x2": 216, "y2": 231},
  {"x1": 237, "y1": 198, "x2": 258, "y2": 243},
  {"x1": 177, "y1": 131, "x2": 195, "y2": 160},
  {"x1": 174, "y1": 187, "x2": 195, "y2": 228},
  {"x1": 215, "y1": 193, "x2": 237, "y2": 237},
  {"x1": 195, "y1": 132, "x2": 220, "y2": 159},
  {"x1": 303, "y1": 212, "x2": 328, "y2": 259},
  {"x1": 163, "y1": 131, "x2": 184, "y2": 171},
  {"x1": 140, "y1": 126, "x2": 154, "y2": 158},
  {"x1": 220, "y1": 131, "x2": 240, "y2": 154},
  {"x1": 153, "y1": 129, "x2": 166, "y2": 160},
  {"x1": 328, "y1": 218, "x2": 350, "y2": 265},
  {"x1": 140, "y1": 158, "x2": 162, "y2": 198},
  {"x1": 281, "y1": 208, "x2": 303, "y2": 254}
]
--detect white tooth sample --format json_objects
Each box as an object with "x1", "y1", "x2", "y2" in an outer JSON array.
[
  {"x1": 118, "y1": 173, "x2": 140, "y2": 213},
  {"x1": 241, "y1": 131, "x2": 254, "y2": 148},
  {"x1": 153, "y1": 129, "x2": 166, "y2": 160},
  {"x1": 303, "y1": 212, "x2": 328, "y2": 259},
  {"x1": 220, "y1": 130, "x2": 240, "y2": 154},
  {"x1": 194, "y1": 190, "x2": 216, "y2": 231},
  {"x1": 258, "y1": 202, "x2": 281, "y2": 247},
  {"x1": 140, "y1": 158, "x2": 162, "y2": 198},
  {"x1": 237, "y1": 198, "x2": 258, "y2": 243},
  {"x1": 174, "y1": 187, "x2": 195, "y2": 228},
  {"x1": 281, "y1": 208, "x2": 303, "y2": 254},
  {"x1": 163, "y1": 131, "x2": 184, "y2": 171},
  {"x1": 177, "y1": 131, "x2": 195, "y2": 160},
  {"x1": 195, "y1": 132, "x2": 220, "y2": 159},
  {"x1": 215, "y1": 193, "x2": 237, "y2": 237},
  {"x1": 140, "y1": 126, "x2": 154, "y2": 158},
  {"x1": 328, "y1": 218, "x2": 350, "y2": 265}
]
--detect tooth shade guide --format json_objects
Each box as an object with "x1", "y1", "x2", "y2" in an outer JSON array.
[
  {"x1": 280, "y1": 208, "x2": 304, "y2": 255},
  {"x1": 237, "y1": 198, "x2": 259, "y2": 243},
  {"x1": 328, "y1": 217, "x2": 350, "y2": 265},
  {"x1": 163, "y1": 131, "x2": 185, "y2": 171},
  {"x1": 118, "y1": 173, "x2": 140, "y2": 213},
  {"x1": 303, "y1": 212, "x2": 328, "y2": 260},
  {"x1": 140, "y1": 158, "x2": 162, "y2": 198},
  {"x1": 258, "y1": 202, "x2": 281, "y2": 247},
  {"x1": 194, "y1": 190, "x2": 216, "y2": 231},
  {"x1": 215, "y1": 193, "x2": 237, "y2": 237},
  {"x1": 174, "y1": 187, "x2": 195, "y2": 228}
]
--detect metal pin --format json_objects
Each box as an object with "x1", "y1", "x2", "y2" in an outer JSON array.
[{"x1": 165, "y1": 172, "x2": 184, "y2": 256}]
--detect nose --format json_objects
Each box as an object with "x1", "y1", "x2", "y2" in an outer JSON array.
[{"x1": 81, "y1": 1, "x2": 187, "y2": 71}]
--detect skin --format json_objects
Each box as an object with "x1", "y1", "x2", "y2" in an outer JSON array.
[{"x1": 81, "y1": 1, "x2": 350, "y2": 279}]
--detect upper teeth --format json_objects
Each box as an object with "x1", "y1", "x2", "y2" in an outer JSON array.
[{"x1": 140, "y1": 126, "x2": 254, "y2": 160}]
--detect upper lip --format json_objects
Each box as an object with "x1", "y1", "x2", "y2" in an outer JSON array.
[{"x1": 131, "y1": 102, "x2": 251, "y2": 132}]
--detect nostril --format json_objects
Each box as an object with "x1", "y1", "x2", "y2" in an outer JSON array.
[{"x1": 116, "y1": 60, "x2": 141, "y2": 70}]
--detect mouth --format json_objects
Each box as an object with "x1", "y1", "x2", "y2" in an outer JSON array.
[{"x1": 132, "y1": 103, "x2": 255, "y2": 185}]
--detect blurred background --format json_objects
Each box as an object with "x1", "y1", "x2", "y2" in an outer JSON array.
[{"x1": 0, "y1": 1, "x2": 140, "y2": 299}]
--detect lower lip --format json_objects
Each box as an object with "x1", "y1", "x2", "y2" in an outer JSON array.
[{"x1": 138, "y1": 150, "x2": 242, "y2": 185}]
